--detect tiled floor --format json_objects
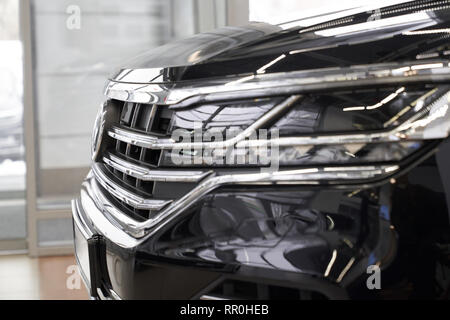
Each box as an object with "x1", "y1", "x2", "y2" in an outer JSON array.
[{"x1": 0, "y1": 254, "x2": 89, "y2": 300}]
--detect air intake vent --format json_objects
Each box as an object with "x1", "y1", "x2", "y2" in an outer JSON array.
[{"x1": 201, "y1": 279, "x2": 328, "y2": 300}]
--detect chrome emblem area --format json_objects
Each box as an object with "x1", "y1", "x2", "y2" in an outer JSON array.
[{"x1": 91, "y1": 102, "x2": 107, "y2": 161}]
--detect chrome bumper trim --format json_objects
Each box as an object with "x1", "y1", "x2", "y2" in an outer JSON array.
[
  {"x1": 96, "y1": 288, "x2": 122, "y2": 300},
  {"x1": 71, "y1": 199, "x2": 93, "y2": 295},
  {"x1": 71, "y1": 198, "x2": 93, "y2": 239},
  {"x1": 76, "y1": 179, "x2": 140, "y2": 248},
  {"x1": 72, "y1": 197, "x2": 125, "y2": 300}
]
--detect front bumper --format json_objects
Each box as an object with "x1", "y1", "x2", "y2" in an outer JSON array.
[
  {"x1": 72, "y1": 178, "x2": 227, "y2": 300},
  {"x1": 72, "y1": 170, "x2": 400, "y2": 300},
  {"x1": 72, "y1": 196, "x2": 122, "y2": 300}
]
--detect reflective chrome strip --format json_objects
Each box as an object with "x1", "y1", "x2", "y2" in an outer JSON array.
[
  {"x1": 105, "y1": 60, "x2": 450, "y2": 104},
  {"x1": 103, "y1": 153, "x2": 212, "y2": 182},
  {"x1": 108, "y1": 126, "x2": 163, "y2": 148},
  {"x1": 92, "y1": 163, "x2": 172, "y2": 210},
  {"x1": 71, "y1": 199, "x2": 93, "y2": 240},
  {"x1": 96, "y1": 288, "x2": 122, "y2": 300},
  {"x1": 76, "y1": 182, "x2": 141, "y2": 248},
  {"x1": 107, "y1": 90, "x2": 450, "y2": 150},
  {"x1": 108, "y1": 95, "x2": 302, "y2": 149},
  {"x1": 108, "y1": 289, "x2": 122, "y2": 300},
  {"x1": 107, "y1": 126, "x2": 166, "y2": 147},
  {"x1": 200, "y1": 295, "x2": 230, "y2": 300},
  {"x1": 90, "y1": 178, "x2": 144, "y2": 230},
  {"x1": 91, "y1": 164, "x2": 398, "y2": 238},
  {"x1": 108, "y1": 124, "x2": 390, "y2": 149}
]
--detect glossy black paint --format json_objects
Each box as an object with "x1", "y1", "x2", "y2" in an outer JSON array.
[
  {"x1": 80, "y1": 0, "x2": 450, "y2": 300},
  {"x1": 98, "y1": 145, "x2": 449, "y2": 299},
  {"x1": 113, "y1": 1, "x2": 450, "y2": 83}
]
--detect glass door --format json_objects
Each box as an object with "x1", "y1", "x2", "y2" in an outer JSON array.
[
  {"x1": 0, "y1": 0, "x2": 27, "y2": 252},
  {"x1": 22, "y1": 0, "x2": 173, "y2": 256},
  {"x1": 20, "y1": 0, "x2": 248, "y2": 256}
]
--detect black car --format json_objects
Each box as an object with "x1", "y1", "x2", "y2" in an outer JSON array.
[{"x1": 72, "y1": 0, "x2": 450, "y2": 300}]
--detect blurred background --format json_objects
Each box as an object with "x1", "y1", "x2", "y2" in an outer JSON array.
[{"x1": 0, "y1": 0, "x2": 409, "y2": 299}]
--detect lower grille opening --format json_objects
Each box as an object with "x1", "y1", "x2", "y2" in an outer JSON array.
[{"x1": 204, "y1": 279, "x2": 328, "y2": 300}]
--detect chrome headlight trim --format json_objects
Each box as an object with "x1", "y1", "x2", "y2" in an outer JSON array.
[
  {"x1": 106, "y1": 90, "x2": 450, "y2": 151},
  {"x1": 104, "y1": 60, "x2": 450, "y2": 105}
]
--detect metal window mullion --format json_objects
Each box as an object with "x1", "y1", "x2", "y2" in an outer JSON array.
[{"x1": 21, "y1": 0, "x2": 38, "y2": 256}]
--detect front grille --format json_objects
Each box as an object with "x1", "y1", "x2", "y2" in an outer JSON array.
[
  {"x1": 101, "y1": 100, "x2": 176, "y2": 219},
  {"x1": 116, "y1": 102, "x2": 170, "y2": 166},
  {"x1": 95, "y1": 97, "x2": 288, "y2": 220}
]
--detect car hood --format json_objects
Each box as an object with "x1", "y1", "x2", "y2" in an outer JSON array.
[{"x1": 110, "y1": 0, "x2": 450, "y2": 84}]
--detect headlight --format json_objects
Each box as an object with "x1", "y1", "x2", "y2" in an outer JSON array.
[{"x1": 158, "y1": 84, "x2": 449, "y2": 169}]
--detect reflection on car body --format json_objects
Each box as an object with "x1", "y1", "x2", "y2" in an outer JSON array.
[{"x1": 73, "y1": 0, "x2": 450, "y2": 300}]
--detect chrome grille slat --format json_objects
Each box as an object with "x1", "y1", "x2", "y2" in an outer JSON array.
[
  {"x1": 92, "y1": 163, "x2": 172, "y2": 211},
  {"x1": 103, "y1": 153, "x2": 213, "y2": 182},
  {"x1": 108, "y1": 126, "x2": 171, "y2": 149}
]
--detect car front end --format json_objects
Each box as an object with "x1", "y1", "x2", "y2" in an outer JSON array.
[{"x1": 72, "y1": 0, "x2": 450, "y2": 300}]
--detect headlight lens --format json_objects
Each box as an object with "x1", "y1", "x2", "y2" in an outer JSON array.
[{"x1": 159, "y1": 84, "x2": 449, "y2": 167}]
